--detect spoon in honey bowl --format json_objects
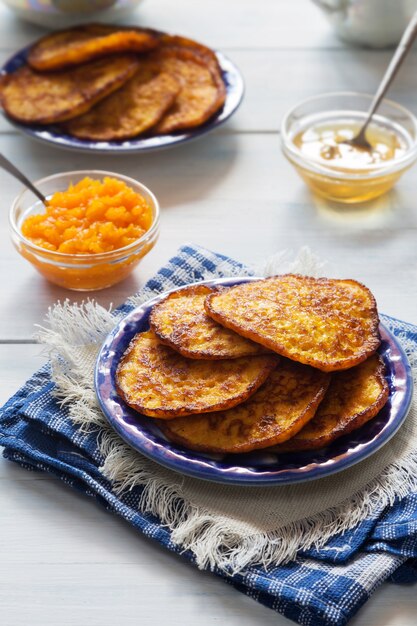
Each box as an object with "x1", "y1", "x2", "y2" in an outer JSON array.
[
  {"x1": 345, "y1": 10, "x2": 417, "y2": 151},
  {"x1": 0, "y1": 153, "x2": 46, "y2": 205}
]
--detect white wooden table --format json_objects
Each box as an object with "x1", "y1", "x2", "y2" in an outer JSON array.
[{"x1": 1, "y1": 2, "x2": 416, "y2": 624}]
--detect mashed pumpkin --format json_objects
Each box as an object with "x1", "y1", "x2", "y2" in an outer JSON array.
[{"x1": 21, "y1": 176, "x2": 153, "y2": 254}]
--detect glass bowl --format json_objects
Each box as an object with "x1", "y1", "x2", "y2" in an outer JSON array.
[
  {"x1": 2, "y1": 1, "x2": 144, "y2": 29},
  {"x1": 281, "y1": 92, "x2": 417, "y2": 203},
  {"x1": 9, "y1": 170, "x2": 160, "y2": 291}
]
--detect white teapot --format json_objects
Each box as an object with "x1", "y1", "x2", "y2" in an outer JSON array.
[{"x1": 312, "y1": 0, "x2": 417, "y2": 47}]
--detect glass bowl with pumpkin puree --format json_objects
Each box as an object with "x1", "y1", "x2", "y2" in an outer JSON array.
[
  {"x1": 281, "y1": 92, "x2": 417, "y2": 203},
  {"x1": 9, "y1": 170, "x2": 159, "y2": 290}
]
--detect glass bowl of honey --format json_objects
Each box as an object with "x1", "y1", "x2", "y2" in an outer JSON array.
[
  {"x1": 9, "y1": 170, "x2": 160, "y2": 291},
  {"x1": 281, "y1": 92, "x2": 417, "y2": 203}
]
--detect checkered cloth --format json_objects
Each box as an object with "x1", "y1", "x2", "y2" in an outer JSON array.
[{"x1": 1, "y1": 245, "x2": 417, "y2": 626}]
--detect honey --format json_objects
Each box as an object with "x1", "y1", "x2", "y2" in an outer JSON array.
[
  {"x1": 286, "y1": 115, "x2": 414, "y2": 203},
  {"x1": 294, "y1": 121, "x2": 406, "y2": 169}
]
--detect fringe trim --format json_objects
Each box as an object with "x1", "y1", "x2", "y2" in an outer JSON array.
[
  {"x1": 34, "y1": 248, "x2": 417, "y2": 574},
  {"x1": 98, "y1": 431, "x2": 417, "y2": 574}
]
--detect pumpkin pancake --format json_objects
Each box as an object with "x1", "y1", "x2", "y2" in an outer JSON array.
[
  {"x1": 0, "y1": 55, "x2": 140, "y2": 125},
  {"x1": 158, "y1": 34, "x2": 223, "y2": 74},
  {"x1": 116, "y1": 330, "x2": 277, "y2": 418},
  {"x1": 65, "y1": 65, "x2": 180, "y2": 140},
  {"x1": 149, "y1": 285, "x2": 268, "y2": 359},
  {"x1": 151, "y1": 45, "x2": 226, "y2": 134},
  {"x1": 273, "y1": 354, "x2": 389, "y2": 453},
  {"x1": 205, "y1": 275, "x2": 380, "y2": 372},
  {"x1": 27, "y1": 24, "x2": 159, "y2": 72},
  {"x1": 159, "y1": 359, "x2": 330, "y2": 453}
]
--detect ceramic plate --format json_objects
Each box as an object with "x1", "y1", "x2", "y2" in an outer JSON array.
[
  {"x1": 95, "y1": 277, "x2": 413, "y2": 486},
  {"x1": 1, "y1": 43, "x2": 244, "y2": 154}
]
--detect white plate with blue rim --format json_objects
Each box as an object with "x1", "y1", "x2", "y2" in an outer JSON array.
[{"x1": 1, "y1": 37, "x2": 244, "y2": 154}]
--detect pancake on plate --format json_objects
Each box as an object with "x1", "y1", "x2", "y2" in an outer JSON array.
[
  {"x1": 0, "y1": 54, "x2": 140, "y2": 125},
  {"x1": 149, "y1": 285, "x2": 269, "y2": 359},
  {"x1": 273, "y1": 354, "x2": 389, "y2": 452},
  {"x1": 151, "y1": 43, "x2": 226, "y2": 134},
  {"x1": 65, "y1": 63, "x2": 180, "y2": 140},
  {"x1": 27, "y1": 24, "x2": 159, "y2": 71},
  {"x1": 116, "y1": 330, "x2": 277, "y2": 418},
  {"x1": 205, "y1": 275, "x2": 381, "y2": 372},
  {"x1": 158, "y1": 34, "x2": 223, "y2": 74},
  {"x1": 159, "y1": 359, "x2": 330, "y2": 453}
]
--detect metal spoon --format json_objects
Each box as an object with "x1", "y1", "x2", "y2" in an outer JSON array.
[
  {"x1": 0, "y1": 152, "x2": 46, "y2": 204},
  {"x1": 346, "y1": 10, "x2": 417, "y2": 151}
]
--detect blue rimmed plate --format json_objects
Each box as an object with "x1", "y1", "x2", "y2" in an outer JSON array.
[
  {"x1": 94, "y1": 277, "x2": 413, "y2": 486},
  {"x1": 1, "y1": 45, "x2": 244, "y2": 154}
]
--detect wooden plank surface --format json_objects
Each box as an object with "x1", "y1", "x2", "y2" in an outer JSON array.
[
  {"x1": 0, "y1": 1, "x2": 416, "y2": 625},
  {"x1": 0, "y1": 132, "x2": 416, "y2": 340},
  {"x1": 0, "y1": 0, "x2": 343, "y2": 52}
]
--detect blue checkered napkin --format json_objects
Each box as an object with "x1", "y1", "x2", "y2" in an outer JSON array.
[{"x1": 1, "y1": 244, "x2": 417, "y2": 626}]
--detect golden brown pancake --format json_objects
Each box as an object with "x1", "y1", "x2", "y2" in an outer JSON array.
[
  {"x1": 205, "y1": 275, "x2": 380, "y2": 372},
  {"x1": 0, "y1": 55, "x2": 140, "y2": 125},
  {"x1": 151, "y1": 46, "x2": 226, "y2": 134},
  {"x1": 158, "y1": 34, "x2": 223, "y2": 74},
  {"x1": 27, "y1": 24, "x2": 159, "y2": 72},
  {"x1": 149, "y1": 285, "x2": 269, "y2": 359},
  {"x1": 273, "y1": 354, "x2": 389, "y2": 452},
  {"x1": 65, "y1": 65, "x2": 180, "y2": 140},
  {"x1": 159, "y1": 359, "x2": 330, "y2": 453},
  {"x1": 116, "y1": 330, "x2": 277, "y2": 418}
]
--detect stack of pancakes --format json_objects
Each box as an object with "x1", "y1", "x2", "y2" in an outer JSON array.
[
  {"x1": 116, "y1": 276, "x2": 389, "y2": 454},
  {"x1": 0, "y1": 25, "x2": 226, "y2": 140}
]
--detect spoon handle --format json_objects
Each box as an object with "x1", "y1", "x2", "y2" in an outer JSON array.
[
  {"x1": 361, "y1": 11, "x2": 417, "y2": 135},
  {"x1": 0, "y1": 152, "x2": 46, "y2": 204}
]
